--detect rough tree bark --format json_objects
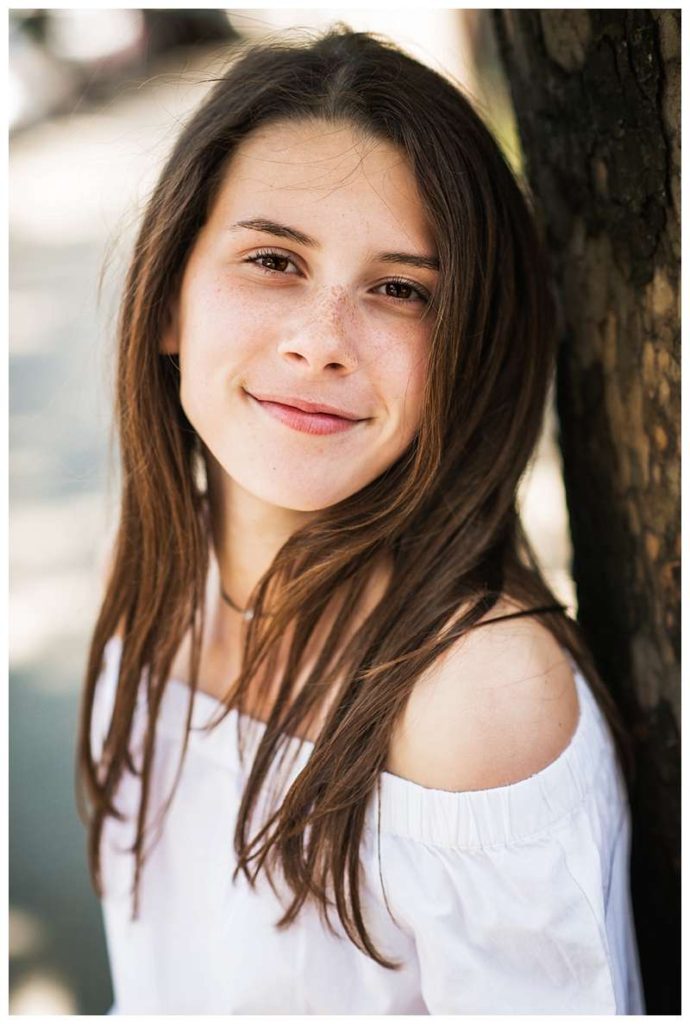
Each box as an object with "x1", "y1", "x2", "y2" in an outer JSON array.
[{"x1": 490, "y1": 9, "x2": 680, "y2": 1014}]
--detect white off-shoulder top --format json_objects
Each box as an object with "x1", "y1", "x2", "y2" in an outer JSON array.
[{"x1": 91, "y1": 634, "x2": 644, "y2": 1014}]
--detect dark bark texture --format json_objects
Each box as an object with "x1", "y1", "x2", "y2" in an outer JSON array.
[{"x1": 492, "y1": 9, "x2": 680, "y2": 1014}]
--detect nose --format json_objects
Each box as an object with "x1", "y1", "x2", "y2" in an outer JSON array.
[{"x1": 277, "y1": 286, "x2": 358, "y2": 374}]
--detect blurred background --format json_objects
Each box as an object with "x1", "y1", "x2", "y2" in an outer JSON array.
[{"x1": 9, "y1": 9, "x2": 576, "y2": 1014}]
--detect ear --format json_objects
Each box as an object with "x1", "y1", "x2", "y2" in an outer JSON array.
[{"x1": 159, "y1": 298, "x2": 180, "y2": 355}]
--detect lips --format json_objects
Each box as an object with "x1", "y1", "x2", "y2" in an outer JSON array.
[
  {"x1": 245, "y1": 390, "x2": 366, "y2": 436},
  {"x1": 246, "y1": 390, "x2": 364, "y2": 421}
]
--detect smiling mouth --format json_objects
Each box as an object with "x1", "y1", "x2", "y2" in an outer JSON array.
[{"x1": 247, "y1": 393, "x2": 366, "y2": 437}]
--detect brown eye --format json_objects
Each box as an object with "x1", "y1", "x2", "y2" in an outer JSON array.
[
  {"x1": 245, "y1": 250, "x2": 297, "y2": 274},
  {"x1": 377, "y1": 278, "x2": 429, "y2": 304}
]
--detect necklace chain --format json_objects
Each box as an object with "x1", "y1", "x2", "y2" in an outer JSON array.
[
  {"x1": 218, "y1": 589, "x2": 254, "y2": 618},
  {"x1": 219, "y1": 589, "x2": 276, "y2": 618}
]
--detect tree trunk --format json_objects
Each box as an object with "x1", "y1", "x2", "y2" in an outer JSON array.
[{"x1": 490, "y1": 9, "x2": 680, "y2": 1013}]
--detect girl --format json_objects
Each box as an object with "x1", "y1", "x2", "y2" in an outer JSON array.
[{"x1": 78, "y1": 28, "x2": 644, "y2": 1014}]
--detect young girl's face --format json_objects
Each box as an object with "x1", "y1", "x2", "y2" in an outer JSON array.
[{"x1": 162, "y1": 118, "x2": 438, "y2": 512}]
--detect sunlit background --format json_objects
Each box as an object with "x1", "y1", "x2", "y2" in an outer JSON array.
[{"x1": 9, "y1": 9, "x2": 575, "y2": 1013}]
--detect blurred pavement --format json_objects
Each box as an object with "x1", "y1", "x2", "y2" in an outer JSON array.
[{"x1": 9, "y1": 43, "x2": 236, "y2": 1014}]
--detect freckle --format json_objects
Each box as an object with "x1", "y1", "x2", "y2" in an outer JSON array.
[{"x1": 316, "y1": 285, "x2": 355, "y2": 326}]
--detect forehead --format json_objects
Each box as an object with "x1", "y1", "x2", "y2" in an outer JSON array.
[{"x1": 207, "y1": 118, "x2": 436, "y2": 251}]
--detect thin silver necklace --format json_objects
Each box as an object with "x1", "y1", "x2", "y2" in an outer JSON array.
[
  {"x1": 218, "y1": 589, "x2": 254, "y2": 618},
  {"x1": 219, "y1": 585, "x2": 272, "y2": 622}
]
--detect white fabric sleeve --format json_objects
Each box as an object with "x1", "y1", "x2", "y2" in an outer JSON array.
[{"x1": 379, "y1": 820, "x2": 621, "y2": 1014}]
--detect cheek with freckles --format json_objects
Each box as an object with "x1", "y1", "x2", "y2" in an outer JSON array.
[
  {"x1": 177, "y1": 275, "x2": 276, "y2": 415},
  {"x1": 369, "y1": 328, "x2": 428, "y2": 446}
]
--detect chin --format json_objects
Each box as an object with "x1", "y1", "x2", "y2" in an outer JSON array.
[
  {"x1": 255, "y1": 480, "x2": 361, "y2": 513},
  {"x1": 206, "y1": 437, "x2": 389, "y2": 512}
]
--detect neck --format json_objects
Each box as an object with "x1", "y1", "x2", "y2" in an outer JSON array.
[{"x1": 206, "y1": 451, "x2": 316, "y2": 614}]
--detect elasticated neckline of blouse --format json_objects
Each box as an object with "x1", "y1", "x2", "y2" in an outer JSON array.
[{"x1": 99, "y1": 634, "x2": 621, "y2": 851}]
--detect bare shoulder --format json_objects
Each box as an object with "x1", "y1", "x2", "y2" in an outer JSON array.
[{"x1": 386, "y1": 597, "x2": 580, "y2": 792}]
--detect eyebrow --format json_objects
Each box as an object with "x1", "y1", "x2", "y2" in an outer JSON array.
[{"x1": 231, "y1": 218, "x2": 440, "y2": 272}]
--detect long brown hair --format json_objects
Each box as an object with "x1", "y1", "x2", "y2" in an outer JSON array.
[{"x1": 76, "y1": 26, "x2": 632, "y2": 969}]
